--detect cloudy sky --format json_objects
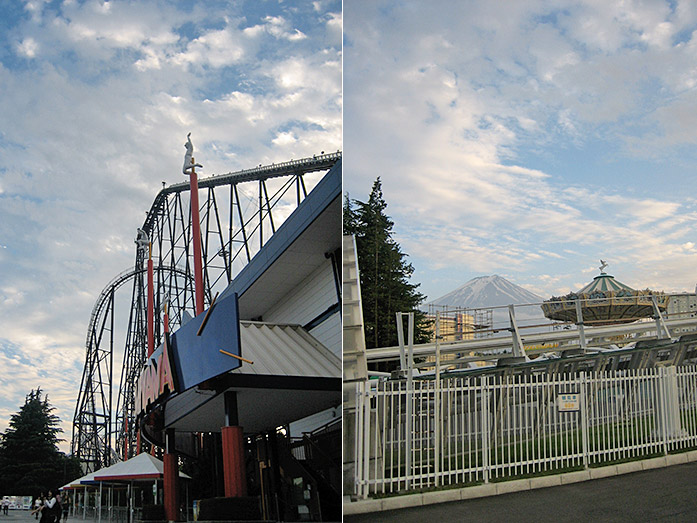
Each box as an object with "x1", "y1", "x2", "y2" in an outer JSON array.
[
  {"x1": 0, "y1": 0, "x2": 340, "y2": 452},
  {"x1": 344, "y1": 0, "x2": 697, "y2": 304}
]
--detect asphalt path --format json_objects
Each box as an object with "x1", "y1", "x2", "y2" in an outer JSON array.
[{"x1": 345, "y1": 460, "x2": 697, "y2": 522}]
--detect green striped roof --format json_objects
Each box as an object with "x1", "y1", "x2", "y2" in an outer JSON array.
[{"x1": 578, "y1": 273, "x2": 634, "y2": 294}]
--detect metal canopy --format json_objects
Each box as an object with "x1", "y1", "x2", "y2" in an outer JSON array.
[{"x1": 163, "y1": 320, "x2": 341, "y2": 434}]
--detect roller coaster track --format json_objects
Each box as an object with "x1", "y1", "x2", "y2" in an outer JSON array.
[{"x1": 72, "y1": 152, "x2": 341, "y2": 472}]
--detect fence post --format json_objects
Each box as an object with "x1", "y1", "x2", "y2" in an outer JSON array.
[
  {"x1": 434, "y1": 311, "x2": 441, "y2": 487},
  {"x1": 354, "y1": 382, "x2": 365, "y2": 498},
  {"x1": 660, "y1": 367, "x2": 669, "y2": 456},
  {"x1": 575, "y1": 299, "x2": 587, "y2": 353},
  {"x1": 482, "y1": 375, "x2": 489, "y2": 483},
  {"x1": 580, "y1": 371, "x2": 589, "y2": 469},
  {"x1": 406, "y1": 313, "x2": 414, "y2": 490},
  {"x1": 396, "y1": 312, "x2": 406, "y2": 371}
]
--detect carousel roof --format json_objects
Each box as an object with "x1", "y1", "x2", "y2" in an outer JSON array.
[
  {"x1": 577, "y1": 272, "x2": 634, "y2": 294},
  {"x1": 541, "y1": 262, "x2": 666, "y2": 326}
]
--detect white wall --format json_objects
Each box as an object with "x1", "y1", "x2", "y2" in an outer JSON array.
[
  {"x1": 263, "y1": 260, "x2": 340, "y2": 355},
  {"x1": 309, "y1": 311, "x2": 341, "y2": 358}
]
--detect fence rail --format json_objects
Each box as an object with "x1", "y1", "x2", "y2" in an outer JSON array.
[{"x1": 354, "y1": 366, "x2": 697, "y2": 498}]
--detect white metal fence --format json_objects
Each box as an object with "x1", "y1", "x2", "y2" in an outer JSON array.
[{"x1": 354, "y1": 366, "x2": 697, "y2": 498}]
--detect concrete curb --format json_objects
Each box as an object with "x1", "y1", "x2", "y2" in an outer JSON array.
[{"x1": 344, "y1": 451, "x2": 697, "y2": 516}]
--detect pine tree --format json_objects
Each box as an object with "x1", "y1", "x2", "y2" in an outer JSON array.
[
  {"x1": 344, "y1": 178, "x2": 429, "y2": 369},
  {"x1": 0, "y1": 389, "x2": 82, "y2": 494}
]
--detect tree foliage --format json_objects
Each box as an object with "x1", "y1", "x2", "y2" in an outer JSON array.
[
  {"x1": 344, "y1": 178, "x2": 429, "y2": 368},
  {"x1": 0, "y1": 389, "x2": 82, "y2": 495}
]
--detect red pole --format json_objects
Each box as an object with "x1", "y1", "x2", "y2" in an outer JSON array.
[
  {"x1": 221, "y1": 426, "x2": 246, "y2": 497},
  {"x1": 147, "y1": 244, "x2": 154, "y2": 357},
  {"x1": 164, "y1": 430, "x2": 179, "y2": 522},
  {"x1": 189, "y1": 162, "x2": 205, "y2": 316}
]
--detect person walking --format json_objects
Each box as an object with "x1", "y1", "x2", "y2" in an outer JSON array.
[
  {"x1": 34, "y1": 490, "x2": 57, "y2": 523},
  {"x1": 34, "y1": 496, "x2": 43, "y2": 520}
]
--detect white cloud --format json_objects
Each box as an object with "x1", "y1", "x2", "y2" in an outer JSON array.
[
  {"x1": 173, "y1": 27, "x2": 246, "y2": 69},
  {"x1": 16, "y1": 37, "x2": 39, "y2": 58},
  {"x1": 272, "y1": 131, "x2": 297, "y2": 146},
  {"x1": 0, "y1": 0, "x2": 341, "y2": 453},
  {"x1": 345, "y1": 0, "x2": 697, "y2": 301}
]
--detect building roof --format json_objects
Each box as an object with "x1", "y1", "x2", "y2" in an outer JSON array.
[
  {"x1": 233, "y1": 321, "x2": 341, "y2": 378},
  {"x1": 220, "y1": 159, "x2": 341, "y2": 321}
]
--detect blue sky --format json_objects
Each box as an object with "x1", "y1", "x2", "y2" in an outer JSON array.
[
  {"x1": 0, "y1": 0, "x2": 341, "y2": 451},
  {"x1": 344, "y1": 0, "x2": 697, "y2": 305}
]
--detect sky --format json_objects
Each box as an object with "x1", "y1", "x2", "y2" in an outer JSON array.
[
  {"x1": 0, "y1": 0, "x2": 341, "y2": 452},
  {"x1": 344, "y1": 0, "x2": 697, "y2": 305}
]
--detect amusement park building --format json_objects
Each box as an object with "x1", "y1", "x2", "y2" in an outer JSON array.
[{"x1": 137, "y1": 160, "x2": 342, "y2": 521}]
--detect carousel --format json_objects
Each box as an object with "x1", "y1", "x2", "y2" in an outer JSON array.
[{"x1": 541, "y1": 261, "x2": 668, "y2": 326}]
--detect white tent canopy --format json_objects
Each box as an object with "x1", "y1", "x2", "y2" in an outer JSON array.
[
  {"x1": 60, "y1": 469, "x2": 99, "y2": 490},
  {"x1": 60, "y1": 453, "x2": 190, "y2": 490},
  {"x1": 93, "y1": 453, "x2": 191, "y2": 482}
]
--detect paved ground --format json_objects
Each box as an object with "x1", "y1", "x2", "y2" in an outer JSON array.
[
  {"x1": 0, "y1": 512, "x2": 45, "y2": 522},
  {"x1": 345, "y1": 460, "x2": 697, "y2": 522}
]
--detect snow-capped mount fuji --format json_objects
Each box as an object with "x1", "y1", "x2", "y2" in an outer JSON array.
[{"x1": 426, "y1": 275, "x2": 543, "y2": 309}]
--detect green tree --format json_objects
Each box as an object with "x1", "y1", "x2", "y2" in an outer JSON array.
[
  {"x1": 0, "y1": 389, "x2": 82, "y2": 494},
  {"x1": 344, "y1": 178, "x2": 429, "y2": 369}
]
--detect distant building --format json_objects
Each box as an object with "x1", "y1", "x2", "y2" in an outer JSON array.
[
  {"x1": 424, "y1": 311, "x2": 476, "y2": 342},
  {"x1": 422, "y1": 311, "x2": 478, "y2": 369},
  {"x1": 667, "y1": 293, "x2": 697, "y2": 335}
]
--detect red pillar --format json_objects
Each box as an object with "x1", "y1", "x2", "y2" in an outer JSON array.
[
  {"x1": 164, "y1": 430, "x2": 179, "y2": 522},
  {"x1": 222, "y1": 426, "x2": 246, "y2": 497},
  {"x1": 222, "y1": 392, "x2": 246, "y2": 497},
  {"x1": 188, "y1": 166, "x2": 204, "y2": 316}
]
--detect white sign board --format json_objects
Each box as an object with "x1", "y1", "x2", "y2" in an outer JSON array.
[{"x1": 558, "y1": 393, "x2": 580, "y2": 412}]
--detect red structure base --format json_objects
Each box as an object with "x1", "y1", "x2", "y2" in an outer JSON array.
[
  {"x1": 163, "y1": 453, "x2": 179, "y2": 521},
  {"x1": 222, "y1": 425, "x2": 247, "y2": 497}
]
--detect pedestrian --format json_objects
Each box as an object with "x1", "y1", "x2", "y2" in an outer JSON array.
[
  {"x1": 3, "y1": 498, "x2": 8, "y2": 516},
  {"x1": 53, "y1": 494, "x2": 63, "y2": 523},
  {"x1": 61, "y1": 493, "x2": 68, "y2": 523},
  {"x1": 34, "y1": 496, "x2": 43, "y2": 520},
  {"x1": 37, "y1": 490, "x2": 57, "y2": 523}
]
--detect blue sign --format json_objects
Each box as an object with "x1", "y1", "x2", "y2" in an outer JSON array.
[
  {"x1": 135, "y1": 292, "x2": 242, "y2": 415},
  {"x1": 170, "y1": 292, "x2": 242, "y2": 392}
]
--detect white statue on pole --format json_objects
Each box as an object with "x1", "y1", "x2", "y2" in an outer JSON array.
[
  {"x1": 599, "y1": 259, "x2": 608, "y2": 273},
  {"x1": 183, "y1": 132, "x2": 203, "y2": 175},
  {"x1": 135, "y1": 228, "x2": 149, "y2": 253}
]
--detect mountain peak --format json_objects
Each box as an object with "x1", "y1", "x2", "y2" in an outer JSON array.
[{"x1": 427, "y1": 275, "x2": 542, "y2": 309}]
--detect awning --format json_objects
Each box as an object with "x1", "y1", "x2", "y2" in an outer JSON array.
[
  {"x1": 163, "y1": 321, "x2": 341, "y2": 434},
  {"x1": 60, "y1": 469, "x2": 99, "y2": 490},
  {"x1": 93, "y1": 452, "x2": 191, "y2": 482}
]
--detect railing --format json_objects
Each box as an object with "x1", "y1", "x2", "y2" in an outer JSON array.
[
  {"x1": 75, "y1": 505, "x2": 140, "y2": 522},
  {"x1": 354, "y1": 366, "x2": 697, "y2": 498}
]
